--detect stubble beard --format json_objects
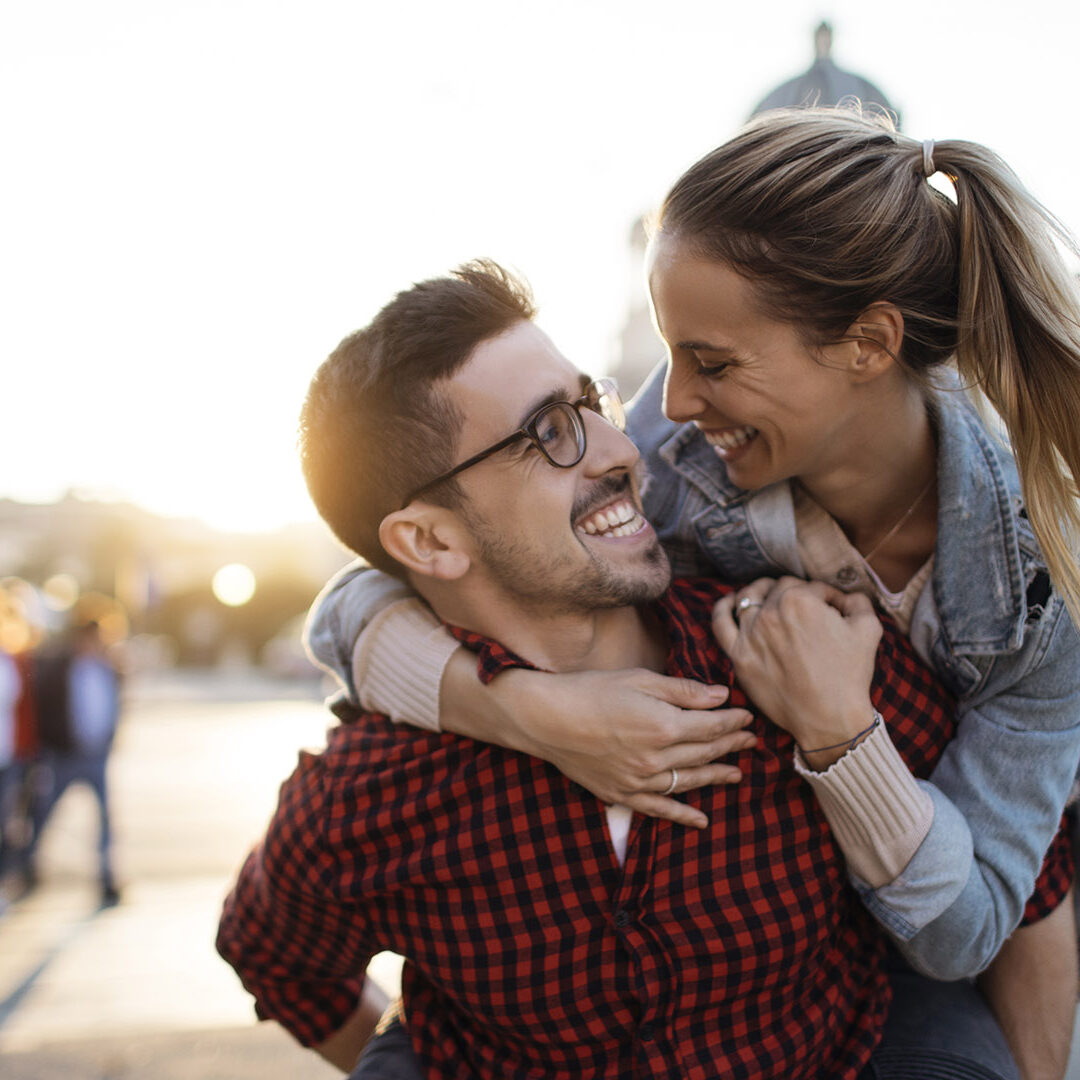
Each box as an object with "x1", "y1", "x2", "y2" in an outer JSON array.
[{"x1": 467, "y1": 512, "x2": 672, "y2": 617}]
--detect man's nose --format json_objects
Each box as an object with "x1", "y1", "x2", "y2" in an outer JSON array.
[{"x1": 582, "y1": 408, "x2": 639, "y2": 475}]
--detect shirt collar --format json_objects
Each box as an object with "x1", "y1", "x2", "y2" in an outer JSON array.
[{"x1": 448, "y1": 585, "x2": 723, "y2": 685}]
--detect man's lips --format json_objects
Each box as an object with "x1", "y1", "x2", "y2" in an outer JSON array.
[{"x1": 574, "y1": 497, "x2": 648, "y2": 538}]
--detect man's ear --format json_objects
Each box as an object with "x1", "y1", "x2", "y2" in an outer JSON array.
[
  {"x1": 843, "y1": 301, "x2": 905, "y2": 382},
  {"x1": 378, "y1": 505, "x2": 471, "y2": 581}
]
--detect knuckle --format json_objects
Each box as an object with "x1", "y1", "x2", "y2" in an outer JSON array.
[
  {"x1": 638, "y1": 752, "x2": 665, "y2": 776},
  {"x1": 776, "y1": 586, "x2": 809, "y2": 614},
  {"x1": 653, "y1": 716, "x2": 680, "y2": 744}
]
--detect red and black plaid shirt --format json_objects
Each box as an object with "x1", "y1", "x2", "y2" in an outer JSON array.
[{"x1": 217, "y1": 579, "x2": 1071, "y2": 1079}]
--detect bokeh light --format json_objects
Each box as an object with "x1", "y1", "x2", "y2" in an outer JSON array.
[
  {"x1": 42, "y1": 573, "x2": 80, "y2": 612},
  {"x1": 212, "y1": 563, "x2": 257, "y2": 607}
]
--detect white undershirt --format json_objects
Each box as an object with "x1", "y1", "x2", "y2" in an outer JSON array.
[{"x1": 607, "y1": 805, "x2": 632, "y2": 864}]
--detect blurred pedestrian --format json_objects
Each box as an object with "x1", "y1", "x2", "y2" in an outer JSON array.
[
  {"x1": 0, "y1": 645, "x2": 20, "y2": 878},
  {"x1": 23, "y1": 620, "x2": 122, "y2": 906}
]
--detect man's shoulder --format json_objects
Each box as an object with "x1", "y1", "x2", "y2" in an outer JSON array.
[
  {"x1": 323, "y1": 707, "x2": 447, "y2": 763},
  {"x1": 264, "y1": 713, "x2": 455, "y2": 853},
  {"x1": 652, "y1": 578, "x2": 739, "y2": 686}
]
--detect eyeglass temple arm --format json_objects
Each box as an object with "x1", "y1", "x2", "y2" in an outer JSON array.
[{"x1": 402, "y1": 431, "x2": 528, "y2": 507}]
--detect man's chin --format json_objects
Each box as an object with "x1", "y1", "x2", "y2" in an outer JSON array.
[{"x1": 603, "y1": 545, "x2": 672, "y2": 607}]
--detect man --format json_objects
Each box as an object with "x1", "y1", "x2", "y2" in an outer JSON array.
[{"x1": 217, "y1": 261, "x2": 1064, "y2": 1078}]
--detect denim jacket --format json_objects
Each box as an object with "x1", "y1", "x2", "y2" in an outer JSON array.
[
  {"x1": 307, "y1": 365, "x2": 1080, "y2": 981},
  {"x1": 629, "y1": 364, "x2": 1080, "y2": 979}
]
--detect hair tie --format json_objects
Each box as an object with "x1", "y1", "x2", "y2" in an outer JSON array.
[{"x1": 921, "y1": 139, "x2": 936, "y2": 178}]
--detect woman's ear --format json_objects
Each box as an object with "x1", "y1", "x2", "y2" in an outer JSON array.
[
  {"x1": 378, "y1": 505, "x2": 471, "y2": 581},
  {"x1": 845, "y1": 301, "x2": 905, "y2": 381}
]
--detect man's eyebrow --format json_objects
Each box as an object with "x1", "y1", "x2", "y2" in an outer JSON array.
[{"x1": 516, "y1": 381, "x2": 582, "y2": 428}]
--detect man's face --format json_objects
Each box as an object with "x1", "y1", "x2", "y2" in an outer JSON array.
[{"x1": 440, "y1": 321, "x2": 670, "y2": 615}]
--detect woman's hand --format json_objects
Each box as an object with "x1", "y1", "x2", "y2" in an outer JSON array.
[
  {"x1": 712, "y1": 577, "x2": 882, "y2": 769},
  {"x1": 441, "y1": 654, "x2": 755, "y2": 828}
]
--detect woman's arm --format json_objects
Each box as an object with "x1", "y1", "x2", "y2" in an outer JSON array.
[
  {"x1": 304, "y1": 561, "x2": 756, "y2": 828},
  {"x1": 303, "y1": 561, "x2": 415, "y2": 703},
  {"x1": 870, "y1": 614, "x2": 1080, "y2": 979},
  {"x1": 714, "y1": 575, "x2": 1080, "y2": 980},
  {"x1": 440, "y1": 654, "x2": 756, "y2": 828}
]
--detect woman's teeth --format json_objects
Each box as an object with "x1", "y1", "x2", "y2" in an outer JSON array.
[
  {"x1": 704, "y1": 425, "x2": 758, "y2": 452},
  {"x1": 577, "y1": 499, "x2": 646, "y2": 538}
]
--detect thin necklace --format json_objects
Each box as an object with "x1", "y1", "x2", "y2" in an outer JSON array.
[{"x1": 858, "y1": 477, "x2": 935, "y2": 565}]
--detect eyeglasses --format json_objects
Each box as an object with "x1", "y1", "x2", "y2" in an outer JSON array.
[{"x1": 401, "y1": 377, "x2": 624, "y2": 508}]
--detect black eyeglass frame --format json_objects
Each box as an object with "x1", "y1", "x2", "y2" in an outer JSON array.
[{"x1": 400, "y1": 377, "x2": 624, "y2": 508}]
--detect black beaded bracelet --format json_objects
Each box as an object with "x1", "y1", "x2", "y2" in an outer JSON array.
[{"x1": 801, "y1": 710, "x2": 883, "y2": 755}]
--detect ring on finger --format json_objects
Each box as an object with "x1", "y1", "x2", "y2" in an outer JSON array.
[
  {"x1": 662, "y1": 768, "x2": 679, "y2": 796},
  {"x1": 736, "y1": 597, "x2": 764, "y2": 618}
]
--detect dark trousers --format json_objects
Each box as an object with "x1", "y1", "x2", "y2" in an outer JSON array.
[
  {"x1": 864, "y1": 953, "x2": 1020, "y2": 1080},
  {"x1": 0, "y1": 761, "x2": 25, "y2": 875},
  {"x1": 24, "y1": 750, "x2": 115, "y2": 888}
]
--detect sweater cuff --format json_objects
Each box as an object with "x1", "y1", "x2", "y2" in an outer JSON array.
[
  {"x1": 351, "y1": 598, "x2": 460, "y2": 732},
  {"x1": 794, "y1": 720, "x2": 934, "y2": 888}
]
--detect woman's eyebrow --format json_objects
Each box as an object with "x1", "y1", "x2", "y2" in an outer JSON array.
[{"x1": 676, "y1": 339, "x2": 737, "y2": 356}]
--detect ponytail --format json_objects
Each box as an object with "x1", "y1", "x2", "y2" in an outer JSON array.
[{"x1": 941, "y1": 142, "x2": 1080, "y2": 622}]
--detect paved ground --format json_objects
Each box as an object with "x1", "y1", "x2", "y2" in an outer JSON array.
[
  {"x1": 0, "y1": 669, "x2": 401, "y2": 1079},
  {"x1": 2, "y1": 667, "x2": 1079, "y2": 1080}
]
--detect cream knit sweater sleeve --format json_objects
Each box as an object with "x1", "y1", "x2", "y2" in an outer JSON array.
[
  {"x1": 351, "y1": 597, "x2": 460, "y2": 731},
  {"x1": 794, "y1": 721, "x2": 935, "y2": 887}
]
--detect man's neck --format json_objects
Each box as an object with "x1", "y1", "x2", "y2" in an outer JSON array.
[{"x1": 428, "y1": 587, "x2": 668, "y2": 676}]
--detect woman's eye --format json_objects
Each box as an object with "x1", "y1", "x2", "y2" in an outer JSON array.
[{"x1": 696, "y1": 362, "x2": 730, "y2": 379}]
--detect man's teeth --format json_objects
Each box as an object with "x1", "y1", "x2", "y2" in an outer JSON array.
[
  {"x1": 578, "y1": 499, "x2": 645, "y2": 537},
  {"x1": 704, "y1": 425, "x2": 758, "y2": 451}
]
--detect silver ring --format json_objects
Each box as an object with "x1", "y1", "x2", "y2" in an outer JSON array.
[
  {"x1": 736, "y1": 597, "x2": 763, "y2": 614},
  {"x1": 662, "y1": 768, "x2": 678, "y2": 796}
]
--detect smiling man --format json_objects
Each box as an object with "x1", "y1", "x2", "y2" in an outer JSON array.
[{"x1": 216, "y1": 261, "x2": 1038, "y2": 1079}]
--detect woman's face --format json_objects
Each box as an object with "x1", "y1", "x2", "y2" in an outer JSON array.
[{"x1": 646, "y1": 233, "x2": 863, "y2": 492}]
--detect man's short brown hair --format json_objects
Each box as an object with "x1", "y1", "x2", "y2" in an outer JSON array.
[{"x1": 299, "y1": 259, "x2": 536, "y2": 577}]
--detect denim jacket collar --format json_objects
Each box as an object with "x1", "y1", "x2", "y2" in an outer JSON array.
[
  {"x1": 651, "y1": 381, "x2": 1033, "y2": 656},
  {"x1": 658, "y1": 422, "x2": 754, "y2": 510}
]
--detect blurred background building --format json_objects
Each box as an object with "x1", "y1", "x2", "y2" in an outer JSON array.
[
  {"x1": 0, "y1": 495, "x2": 348, "y2": 679},
  {"x1": 611, "y1": 21, "x2": 899, "y2": 401}
]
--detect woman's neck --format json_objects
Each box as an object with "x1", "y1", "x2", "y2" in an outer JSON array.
[{"x1": 798, "y1": 383, "x2": 938, "y2": 588}]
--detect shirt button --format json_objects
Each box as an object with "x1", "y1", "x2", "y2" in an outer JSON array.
[
  {"x1": 835, "y1": 565, "x2": 859, "y2": 586},
  {"x1": 639, "y1": 1022, "x2": 655, "y2": 1041},
  {"x1": 614, "y1": 908, "x2": 632, "y2": 928}
]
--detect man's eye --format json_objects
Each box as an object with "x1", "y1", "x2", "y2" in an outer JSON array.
[{"x1": 536, "y1": 415, "x2": 565, "y2": 445}]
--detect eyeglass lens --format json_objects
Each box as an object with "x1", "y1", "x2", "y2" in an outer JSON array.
[
  {"x1": 590, "y1": 380, "x2": 625, "y2": 431},
  {"x1": 531, "y1": 403, "x2": 586, "y2": 467}
]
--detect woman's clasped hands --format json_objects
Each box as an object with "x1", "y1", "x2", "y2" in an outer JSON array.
[{"x1": 712, "y1": 577, "x2": 883, "y2": 771}]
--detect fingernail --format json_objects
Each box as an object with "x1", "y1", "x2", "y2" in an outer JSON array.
[{"x1": 709, "y1": 684, "x2": 729, "y2": 699}]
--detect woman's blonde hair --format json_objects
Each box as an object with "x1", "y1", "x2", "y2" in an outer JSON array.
[{"x1": 657, "y1": 106, "x2": 1080, "y2": 625}]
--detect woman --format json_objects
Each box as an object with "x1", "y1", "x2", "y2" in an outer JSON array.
[{"x1": 308, "y1": 108, "x2": 1080, "y2": 1076}]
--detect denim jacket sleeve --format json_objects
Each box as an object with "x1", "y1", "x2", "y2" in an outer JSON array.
[
  {"x1": 854, "y1": 594, "x2": 1080, "y2": 979},
  {"x1": 629, "y1": 363, "x2": 1080, "y2": 978},
  {"x1": 302, "y1": 560, "x2": 414, "y2": 702}
]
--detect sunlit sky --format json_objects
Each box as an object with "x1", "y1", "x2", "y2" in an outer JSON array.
[{"x1": 5, "y1": 0, "x2": 1079, "y2": 532}]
